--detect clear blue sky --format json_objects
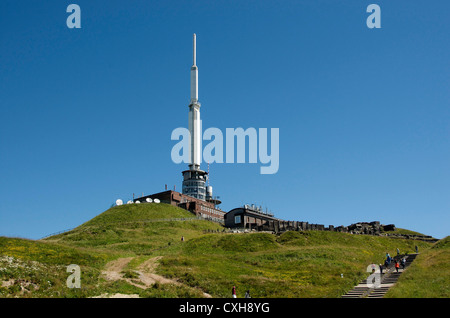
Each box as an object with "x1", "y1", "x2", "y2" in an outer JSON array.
[{"x1": 1, "y1": 0, "x2": 449, "y2": 239}]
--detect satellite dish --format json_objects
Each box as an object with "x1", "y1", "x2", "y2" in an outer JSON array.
[
  {"x1": 116, "y1": 199, "x2": 123, "y2": 206},
  {"x1": 146, "y1": 198, "x2": 153, "y2": 203},
  {"x1": 127, "y1": 200, "x2": 133, "y2": 204},
  {"x1": 154, "y1": 198, "x2": 160, "y2": 203},
  {"x1": 135, "y1": 200, "x2": 140, "y2": 204}
]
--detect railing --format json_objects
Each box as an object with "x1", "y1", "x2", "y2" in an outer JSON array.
[
  {"x1": 40, "y1": 228, "x2": 76, "y2": 239},
  {"x1": 39, "y1": 216, "x2": 219, "y2": 240}
]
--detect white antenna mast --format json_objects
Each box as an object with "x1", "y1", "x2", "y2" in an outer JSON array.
[
  {"x1": 207, "y1": 161, "x2": 210, "y2": 186},
  {"x1": 193, "y1": 33, "x2": 196, "y2": 66}
]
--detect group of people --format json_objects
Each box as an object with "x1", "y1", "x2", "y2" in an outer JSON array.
[
  {"x1": 396, "y1": 257, "x2": 406, "y2": 272},
  {"x1": 232, "y1": 286, "x2": 251, "y2": 298},
  {"x1": 380, "y1": 252, "x2": 406, "y2": 273}
]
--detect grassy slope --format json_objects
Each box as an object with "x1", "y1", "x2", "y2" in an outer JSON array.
[
  {"x1": 387, "y1": 228, "x2": 430, "y2": 236},
  {"x1": 385, "y1": 236, "x2": 450, "y2": 298},
  {"x1": 46, "y1": 203, "x2": 223, "y2": 254},
  {"x1": 157, "y1": 230, "x2": 433, "y2": 298},
  {"x1": 0, "y1": 237, "x2": 109, "y2": 297},
  {"x1": 0, "y1": 203, "x2": 446, "y2": 298},
  {"x1": 1, "y1": 203, "x2": 224, "y2": 297}
]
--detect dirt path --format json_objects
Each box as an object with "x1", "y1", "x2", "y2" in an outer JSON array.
[
  {"x1": 134, "y1": 256, "x2": 181, "y2": 286},
  {"x1": 102, "y1": 257, "x2": 134, "y2": 281},
  {"x1": 99, "y1": 256, "x2": 212, "y2": 298}
]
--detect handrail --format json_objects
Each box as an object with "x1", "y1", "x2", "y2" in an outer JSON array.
[{"x1": 39, "y1": 216, "x2": 215, "y2": 240}]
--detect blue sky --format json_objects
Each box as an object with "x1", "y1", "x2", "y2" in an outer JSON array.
[{"x1": 0, "y1": 0, "x2": 449, "y2": 240}]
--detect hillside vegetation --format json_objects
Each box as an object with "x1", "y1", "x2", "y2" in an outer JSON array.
[
  {"x1": 157, "y1": 230, "x2": 432, "y2": 297},
  {"x1": 0, "y1": 203, "x2": 446, "y2": 298},
  {"x1": 385, "y1": 236, "x2": 450, "y2": 298},
  {"x1": 0, "y1": 237, "x2": 109, "y2": 297},
  {"x1": 47, "y1": 203, "x2": 223, "y2": 254}
]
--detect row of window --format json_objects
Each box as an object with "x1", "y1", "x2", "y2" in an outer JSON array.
[
  {"x1": 184, "y1": 181, "x2": 205, "y2": 187},
  {"x1": 187, "y1": 194, "x2": 205, "y2": 200},
  {"x1": 183, "y1": 187, "x2": 206, "y2": 194},
  {"x1": 200, "y1": 205, "x2": 224, "y2": 217}
]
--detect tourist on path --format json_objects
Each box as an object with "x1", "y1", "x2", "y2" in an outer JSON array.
[
  {"x1": 232, "y1": 286, "x2": 236, "y2": 298},
  {"x1": 395, "y1": 261, "x2": 400, "y2": 273}
]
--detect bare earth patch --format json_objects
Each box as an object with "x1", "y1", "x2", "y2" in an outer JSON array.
[{"x1": 98, "y1": 256, "x2": 212, "y2": 298}]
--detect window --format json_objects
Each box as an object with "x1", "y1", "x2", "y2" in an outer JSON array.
[{"x1": 235, "y1": 215, "x2": 241, "y2": 224}]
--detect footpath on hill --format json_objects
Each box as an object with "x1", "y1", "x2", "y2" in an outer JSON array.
[
  {"x1": 94, "y1": 256, "x2": 212, "y2": 298},
  {"x1": 342, "y1": 253, "x2": 418, "y2": 298}
]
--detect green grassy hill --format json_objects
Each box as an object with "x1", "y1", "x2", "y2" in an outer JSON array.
[
  {"x1": 46, "y1": 203, "x2": 223, "y2": 254},
  {"x1": 0, "y1": 203, "x2": 447, "y2": 298},
  {"x1": 0, "y1": 236, "x2": 109, "y2": 297},
  {"x1": 157, "y1": 230, "x2": 433, "y2": 297},
  {"x1": 385, "y1": 236, "x2": 450, "y2": 298}
]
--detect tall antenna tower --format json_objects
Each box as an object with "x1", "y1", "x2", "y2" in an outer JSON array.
[
  {"x1": 181, "y1": 33, "x2": 208, "y2": 201},
  {"x1": 207, "y1": 161, "x2": 210, "y2": 186}
]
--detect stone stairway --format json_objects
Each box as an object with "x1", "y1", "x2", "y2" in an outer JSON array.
[{"x1": 342, "y1": 253, "x2": 418, "y2": 298}]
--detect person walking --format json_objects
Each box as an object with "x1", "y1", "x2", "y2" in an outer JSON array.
[
  {"x1": 401, "y1": 257, "x2": 406, "y2": 269},
  {"x1": 395, "y1": 261, "x2": 400, "y2": 273},
  {"x1": 245, "y1": 290, "x2": 251, "y2": 298},
  {"x1": 232, "y1": 286, "x2": 237, "y2": 298},
  {"x1": 379, "y1": 264, "x2": 383, "y2": 275}
]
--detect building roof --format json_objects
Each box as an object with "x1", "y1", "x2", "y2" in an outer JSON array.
[{"x1": 226, "y1": 206, "x2": 280, "y2": 221}]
